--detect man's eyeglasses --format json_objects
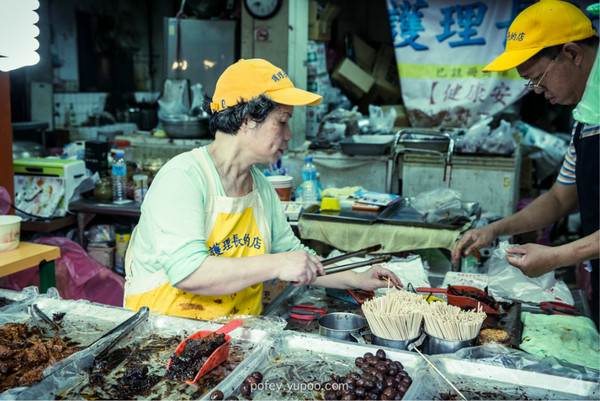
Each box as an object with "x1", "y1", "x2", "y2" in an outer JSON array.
[{"x1": 525, "y1": 57, "x2": 556, "y2": 90}]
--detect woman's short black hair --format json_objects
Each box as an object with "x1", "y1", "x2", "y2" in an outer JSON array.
[{"x1": 202, "y1": 94, "x2": 277, "y2": 135}]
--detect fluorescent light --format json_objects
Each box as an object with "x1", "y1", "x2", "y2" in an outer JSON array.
[{"x1": 0, "y1": 0, "x2": 40, "y2": 72}]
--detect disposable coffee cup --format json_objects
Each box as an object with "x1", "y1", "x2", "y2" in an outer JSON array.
[{"x1": 267, "y1": 175, "x2": 293, "y2": 201}]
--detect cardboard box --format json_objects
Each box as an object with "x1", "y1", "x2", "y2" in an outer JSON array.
[
  {"x1": 87, "y1": 246, "x2": 115, "y2": 270},
  {"x1": 370, "y1": 44, "x2": 402, "y2": 104},
  {"x1": 262, "y1": 278, "x2": 289, "y2": 306},
  {"x1": 382, "y1": 104, "x2": 410, "y2": 129},
  {"x1": 349, "y1": 34, "x2": 377, "y2": 72},
  {"x1": 331, "y1": 58, "x2": 375, "y2": 100},
  {"x1": 309, "y1": 1, "x2": 341, "y2": 41}
]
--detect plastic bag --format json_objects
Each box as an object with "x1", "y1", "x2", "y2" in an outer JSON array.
[
  {"x1": 368, "y1": 104, "x2": 396, "y2": 133},
  {"x1": 411, "y1": 188, "x2": 467, "y2": 224},
  {"x1": 455, "y1": 115, "x2": 493, "y2": 153},
  {"x1": 0, "y1": 237, "x2": 125, "y2": 307},
  {"x1": 189, "y1": 83, "x2": 209, "y2": 117},
  {"x1": 572, "y1": 51, "x2": 599, "y2": 125},
  {"x1": 480, "y1": 119, "x2": 516, "y2": 155},
  {"x1": 158, "y1": 79, "x2": 190, "y2": 118},
  {"x1": 487, "y1": 241, "x2": 573, "y2": 304}
]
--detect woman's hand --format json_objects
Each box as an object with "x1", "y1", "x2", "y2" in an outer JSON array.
[
  {"x1": 353, "y1": 266, "x2": 402, "y2": 291},
  {"x1": 275, "y1": 250, "x2": 324, "y2": 286}
]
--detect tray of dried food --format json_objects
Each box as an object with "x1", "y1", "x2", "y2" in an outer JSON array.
[
  {"x1": 49, "y1": 314, "x2": 274, "y2": 400},
  {"x1": 409, "y1": 352, "x2": 600, "y2": 400},
  {"x1": 216, "y1": 331, "x2": 427, "y2": 400},
  {"x1": 0, "y1": 294, "x2": 145, "y2": 399}
]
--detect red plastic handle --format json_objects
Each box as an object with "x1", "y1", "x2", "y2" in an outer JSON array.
[
  {"x1": 416, "y1": 287, "x2": 447, "y2": 294},
  {"x1": 542, "y1": 302, "x2": 578, "y2": 311},
  {"x1": 215, "y1": 319, "x2": 243, "y2": 335}
]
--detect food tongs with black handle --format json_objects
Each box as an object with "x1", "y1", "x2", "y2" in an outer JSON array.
[{"x1": 321, "y1": 244, "x2": 391, "y2": 274}]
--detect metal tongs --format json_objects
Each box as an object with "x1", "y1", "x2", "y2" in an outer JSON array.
[
  {"x1": 29, "y1": 304, "x2": 61, "y2": 336},
  {"x1": 321, "y1": 244, "x2": 391, "y2": 274}
]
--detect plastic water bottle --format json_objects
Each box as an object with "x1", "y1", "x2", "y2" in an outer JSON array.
[
  {"x1": 111, "y1": 151, "x2": 127, "y2": 202},
  {"x1": 301, "y1": 156, "x2": 318, "y2": 203}
]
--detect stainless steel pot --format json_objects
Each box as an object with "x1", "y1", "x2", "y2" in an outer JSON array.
[
  {"x1": 160, "y1": 115, "x2": 209, "y2": 139},
  {"x1": 372, "y1": 333, "x2": 420, "y2": 350},
  {"x1": 422, "y1": 331, "x2": 476, "y2": 354},
  {"x1": 317, "y1": 313, "x2": 367, "y2": 343}
]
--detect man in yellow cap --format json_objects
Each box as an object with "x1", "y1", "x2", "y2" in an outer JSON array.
[
  {"x1": 124, "y1": 58, "x2": 401, "y2": 320},
  {"x1": 452, "y1": 0, "x2": 599, "y2": 325}
]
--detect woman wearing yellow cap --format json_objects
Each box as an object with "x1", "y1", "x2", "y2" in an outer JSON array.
[{"x1": 124, "y1": 59, "x2": 402, "y2": 320}]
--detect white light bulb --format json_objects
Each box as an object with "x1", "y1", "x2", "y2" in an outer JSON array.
[{"x1": 0, "y1": 0, "x2": 41, "y2": 71}]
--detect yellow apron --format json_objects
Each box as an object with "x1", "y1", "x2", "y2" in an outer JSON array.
[{"x1": 124, "y1": 148, "x2": 271, "y2": 320}]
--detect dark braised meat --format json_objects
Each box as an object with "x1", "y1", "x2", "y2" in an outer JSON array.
[
  {"x1": 165, "y1": 332, "x2": 226, "y2": 381},
  {"x1": 447, "y1": 285, "x2": 499, "y2": 310},
  {"x1": 0, "y1": 322, "x2": 79, "y2": 392},
  {"x1": 113, "y1": 365, "x2": 161, "y2": 399}
]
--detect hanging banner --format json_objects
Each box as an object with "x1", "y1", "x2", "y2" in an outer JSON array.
[{"x1": 386, "y1": 0, "x2": 597, "y2": 128}]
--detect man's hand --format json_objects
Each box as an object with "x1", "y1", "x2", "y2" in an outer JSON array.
[
  {"x1": 451, "y1": 226, "x2": 497, "y2": 264},
  {"x1": 505, "y1": 244, "x2": 561, "y2": 277}
]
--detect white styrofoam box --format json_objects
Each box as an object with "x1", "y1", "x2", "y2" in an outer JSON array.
[
  {"x1": 401, "y1": 148, "x2": 522, "y2": 217},
  {"x1": 284, "y1": 150, "x2": 392, "y2": 193}
]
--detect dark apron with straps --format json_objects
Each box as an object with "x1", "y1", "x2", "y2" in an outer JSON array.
[{"x1": 573, "y1": 122, "x2": 599, "y2": 326}]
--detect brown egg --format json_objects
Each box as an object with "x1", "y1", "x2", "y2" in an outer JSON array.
[
  {"x1": 376, "y1": 349, "x2": 386, "y2": 360},
  {"x1": 240, "y1": 383, "x2": 251, "y2": 396},
  {"x1": 382, "y1": 387, "x2": 396, "y2": 398},
  {"x1": 244, "y1": 376, "x2": 258, "y2": 386},
  {"x1": 250, "y1": 371, "x2": 263, "y2": 383},
  {"x1": 209, "y1": 390, "x2": 224, "y2": 400}
]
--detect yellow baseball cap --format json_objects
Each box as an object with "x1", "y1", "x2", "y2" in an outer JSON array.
[
  {"x1": 210, "y1": 58, "x2": 322, "y2": 113},
  {"x1": 483, "y1": 0, "x2": 596, "y2": 72}
]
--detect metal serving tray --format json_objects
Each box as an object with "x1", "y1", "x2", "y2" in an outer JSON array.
[
  {"x1": 0, "y1": 296, "x2": 143, "y2": 400},
  {"x1": 47, "y1": 314, "x2": 271, "y2": 400},
  {"x1": 377, "y1": 198, "x2": 481, "y2": 230},
  {"x1": 340, "y1": 134, "x2": 396, "y2": 155},
  {"x1": 410, "y1": 357, "x2": 600, "y2": 400},
  {"x1": 301, "y1": 204, "x2": 379, "y2": 225},
  {"x1": 218, "y1": 331, "x2": 426, "y2": 400}
]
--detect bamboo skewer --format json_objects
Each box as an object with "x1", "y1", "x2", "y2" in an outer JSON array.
[{"x1": 409, "y1": 344, "x2": 468, "y2": 401}]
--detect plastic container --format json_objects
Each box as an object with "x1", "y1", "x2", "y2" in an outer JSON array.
[
  {"x1": 266, "y1": 175, "x2": 293, "y2": 201},
  {"x1": 114, "y1": 229, "x2": 131, "y2": 275},
  {"x1": 111, "y1": 151, "x2": 128, "y2": 203},
  {"x1": 0, "y1": 215, "x2": 21, "y2": 251},
  {"x1": 301, "y1": 157, "x2": 318, "y2": 203},
  {"x1": 133, "y1": 174, "x2": 148, "y2": 203}
]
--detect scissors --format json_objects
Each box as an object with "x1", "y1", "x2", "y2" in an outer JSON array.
[
  {"x1": 290, "y1": 305, "x2": 328, "y2": 320},
  {"x1": 517, "y1": 300, "x2": 582, "y2": 316}
]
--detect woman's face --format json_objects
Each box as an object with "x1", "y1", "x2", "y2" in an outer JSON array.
[{"x1": 246, "y1": 105, "x2": 293, "y2": 164}]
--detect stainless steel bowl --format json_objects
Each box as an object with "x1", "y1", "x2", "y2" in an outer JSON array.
[{"x1": 160, "y1": 115, "x2": 210, "y2": 139}]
